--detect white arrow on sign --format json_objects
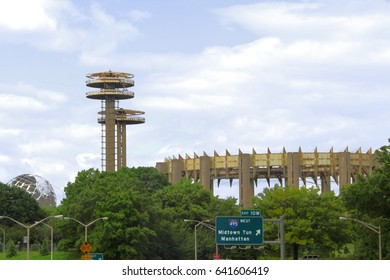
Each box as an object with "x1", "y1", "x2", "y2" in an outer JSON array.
[{"x1": 256, "y1": 229, "x2": 261, "y2": 236}]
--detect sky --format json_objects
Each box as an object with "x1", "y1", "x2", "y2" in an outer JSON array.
[{"x1": 1, "y1": 0, "x2": 390, "y2": 204}]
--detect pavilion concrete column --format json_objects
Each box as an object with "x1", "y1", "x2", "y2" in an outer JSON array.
[
  {"x1": 320, "y1": 173, "x2": 331, "y2": 193},
  {"x1": 171, "y1": 159, "x2": 184, "y2": 184},
  {"x1": 287, "y1": 152, "x2": 300, "y2": 188},
  {"x1": 239, "y1": 153, "x2": 254, "y2": 207},
  {"x1": 200, "y1": 155, "x2": 213, "y2": 194},
  {"x1": 339, "y1": 152, "x2": 351, "y2": 188},
  {"x1": 156, "y1": 162, "x2": 168, "y2": 175}
]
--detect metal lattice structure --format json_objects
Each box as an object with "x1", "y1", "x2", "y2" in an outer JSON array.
[
  {"x1": 86, "y1": 71, "x2": 145, "y2": 171},
  {"x1": 156, "y1": 147, "x2": 378, "y2": 207},
  {"x1": 8, "y1": 174, "x2": 57, "y2": 207}
]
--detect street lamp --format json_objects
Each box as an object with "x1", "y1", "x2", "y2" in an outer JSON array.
[
  {"x1": 39, "y1": 222, "x2": 54, "y2": 260},
  {"x1": 339, "y1": 216, "x2": 382, "y2": 260},
  {"x1": 64, "y1": 217, "x2": 108, "y2": 242},
  {"x1": 184, "y1": 219, "x2": 215, "y2": 260},
  {"x1": 0, "y1": 227, "x2": 5, "y2": 259},
  {"x1": 0, "y1": 215, "x2": 63, "y2": 260}
]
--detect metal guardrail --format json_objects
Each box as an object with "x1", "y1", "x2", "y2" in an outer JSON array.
[
  {"x1": 98, "y1": 117, "x2": 145, "y2": 123},
  {"x1": 86, "y1": 89, "x2": 134, "y2": 96},
  {"x1": 86, "y1": 78, "x2": 134, "y2": 86}
]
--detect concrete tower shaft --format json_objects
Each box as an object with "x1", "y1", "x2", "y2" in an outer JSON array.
[{"x1": 86, "y1": 71, "x2": 145, "y2": 171}]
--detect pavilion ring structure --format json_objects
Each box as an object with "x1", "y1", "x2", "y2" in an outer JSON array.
[{"x1": 156, "y1": 147, "x2": 378, "y2": 207}]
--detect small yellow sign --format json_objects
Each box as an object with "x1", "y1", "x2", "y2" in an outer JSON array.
[
  {"x1": 80, "y1": 241, "x2": 93, "y2": 254},
  {"x1": 81, "y1": 254, "x2": 92, "y2": 260}
]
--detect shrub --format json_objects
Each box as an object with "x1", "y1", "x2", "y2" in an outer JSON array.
[
  {"x1": 39, "y1": 239, "x2": 49, "y2": 256},
  {"x1": 6, "y1": 239, "x2": 17, "y2": 258}
]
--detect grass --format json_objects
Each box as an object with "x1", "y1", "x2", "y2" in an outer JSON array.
[
  {"x1": 1, "y1": 244, "x2": 357, "y2": 260},
  {"x1": 1, "y1": 250, "x2": 81, "y2": 260}
]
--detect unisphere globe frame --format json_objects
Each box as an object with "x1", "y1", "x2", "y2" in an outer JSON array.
[{"x1": 8, "y1": 174, "x2": 57, "y2": 207}]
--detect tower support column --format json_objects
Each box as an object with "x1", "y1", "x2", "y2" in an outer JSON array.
[
  {"x1": 320, "y1": 173, "x2": 331, "y2": 193},
  {"x1": 200, "y1": 155, "x2": 213, "y2": 193},
  {"x1": 105, "y1": 96, "x2": 116, "y2": 171},
  {"x1": 239, "y1": 153, "x2": 254, "y2": 207},
  {"x1": 287, "y1": 152, "x2": 300, "y2": 188},
  {"x1": 339, "y1": 152, "x2": 351, "y2": 188},
  {"x1": 171, "y1": 159, "x2": 184, "y2": 184},
  {"x1": 117, "y1": 123, "x2": 127, "y2": 169}
]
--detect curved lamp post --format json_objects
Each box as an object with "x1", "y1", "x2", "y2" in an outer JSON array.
[
  {"x1": 0, "y1": 227, "x2": 4, "y2": 259},
  {"x1": 184, "y1": 219, "x2": 216, "y2": 260},
  {"x1": 0, "y1": 215, "x2": 63, "y2": 260},
  {"x1": 39, "y1": 222, "x2": 54, "y2": 260},
  {"x1": 64, "y1": 217, "x2": 108, "y2": 242},
  {"x1": 339, "y1": 216, "x2": 382, "y2": 260}
]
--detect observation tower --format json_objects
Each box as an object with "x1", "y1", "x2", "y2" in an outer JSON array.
[{"x1": 86, "y1": 71, "x2": 145, "y2": 171}]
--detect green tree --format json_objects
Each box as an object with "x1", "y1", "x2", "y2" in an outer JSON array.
[
  {"x1": 58, "y1": 168, "x2": 240, "y2": 260},
  {"x1": 341, "y1": 143, "x2": 390, "y2": 259},
  {"x1": 0, "y1": 182, "x2": 46, "y2": 224},
  {"x1": 0, "y1": 182, "x2": 47, "y2": 249},
  {"x1": 153, "y1": 179, "x2": 239, "y2": 259},
  {"x1": 153, "y1": 179, "x2": 214, "y2": 259},
  {"x1": 58, "y1": 167, "x2": 169, "y2": 259},
  {"x1": 342, "y1": 144, "x2": 390, "y2": 218},
  {"x1": 253, "y1": 185, "x2": 350, "y2": 259}
]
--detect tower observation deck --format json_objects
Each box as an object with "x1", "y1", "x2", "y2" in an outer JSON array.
[{"x1": 86, "y1": 71, "x2": 145, "y2": 171}]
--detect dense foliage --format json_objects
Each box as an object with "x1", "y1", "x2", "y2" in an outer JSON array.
[
  {"x1": 57, "y1": 167, "x2": 239, "y2": 259},
  {"x1": 341, "y1": 144, "x2": 390, "y2": 259},
  {"x1": 253, "y1": 185, "x2": 350, "y2": 259},
  {"x1": 153, "y1": 178, "x2": 239, "y2": 259},
  {"x1": 0, "y1": 182, "x2": 48, "y2": 253},
  {"x1": 0, "y1": 182, "x2": 46, "y2": 224},
  {"x1": 2, "y1": 142, "x2": 390, "y2": 259}
]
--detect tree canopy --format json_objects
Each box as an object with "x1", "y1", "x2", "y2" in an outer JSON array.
[
  {"x1": 342, "y1": 144, "x2": 390, "y2": 218},
  {"x1": 3, "y1": 143, "x2": 390, "y2": 260},
  {"x1": 341, "y1": 143, "x2": 390, "y2": 259},
  {"x1": 58, "y1": 167, "x2": 164, "y2": 259},
  {"x1": 0, "y1": 182, "x2": 45, "y2": 224},
  {"x1": 57, "y1": 167, "x2": 239, "y2": 259},
  {"x1": 253, "y1": 185, "x2": 350, "y2": 259},
  {"x1": 153, "y1": 178, "x2": 239, "y2": 259}
]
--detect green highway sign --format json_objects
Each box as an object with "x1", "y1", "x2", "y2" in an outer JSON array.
[
  {"x1": 89, "y1": 253, "x2": 104, "y2": 260},
  {"x1": 240, "y1": 209, "x2": 261, "y2": 217},
  {"x1": 215, "y1": 216, "x2": 264, "y2": 245}
]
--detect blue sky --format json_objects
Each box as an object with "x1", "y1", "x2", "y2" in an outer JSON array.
[{"x1": 1, "y1": 0, "x2": 390, "y2": 203}]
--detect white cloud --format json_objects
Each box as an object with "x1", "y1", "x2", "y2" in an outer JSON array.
[
  {"x1": 13, "y1": 83, "x2": 68, "y2": 103},
  {"x1": 157, "y1": 145, "x2": 185, "y2": 158},
  {"x1": 21, "y1": 158, "x2": 65, "y2": 174},
  {"x1": 214, "y1": 1, "x2": 390, "y2": 42},
  {"x1": 76, "y1": 153, "x2": 100, "y2": 169},
  {"x1": 0, "y1": 155, "x2": 10, "y2": 163},
  {"x1": 90, "y1": 3, "x2": 139, "y2": 40},
  {"x1": 0, "y1": 128, "x2": 21, "y2": 138},
  {"x1": 0, "y1": 83, "x2": 68, "y2": 120},
  {"x1": 0, "y1": 0, "x2": 57, "y2": 31},
  {"x1": 0, "y1": 1, "x2": 141, "y2": 61},
  {"x1": 68, "y1": 4, "x2": 138, "y2": 57},
  {"x1": 19, "y1": 140, "x2": 66, "y2": 155},
  {"x1": 128, "y1": 10, "x2": 151, "y2": 22},
  {"x1": 0, "y1": 93, "x2": 48, "y2": 111},
  {"x1": 55, "y1": 124, "x2": 100, "y2": 140}
]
